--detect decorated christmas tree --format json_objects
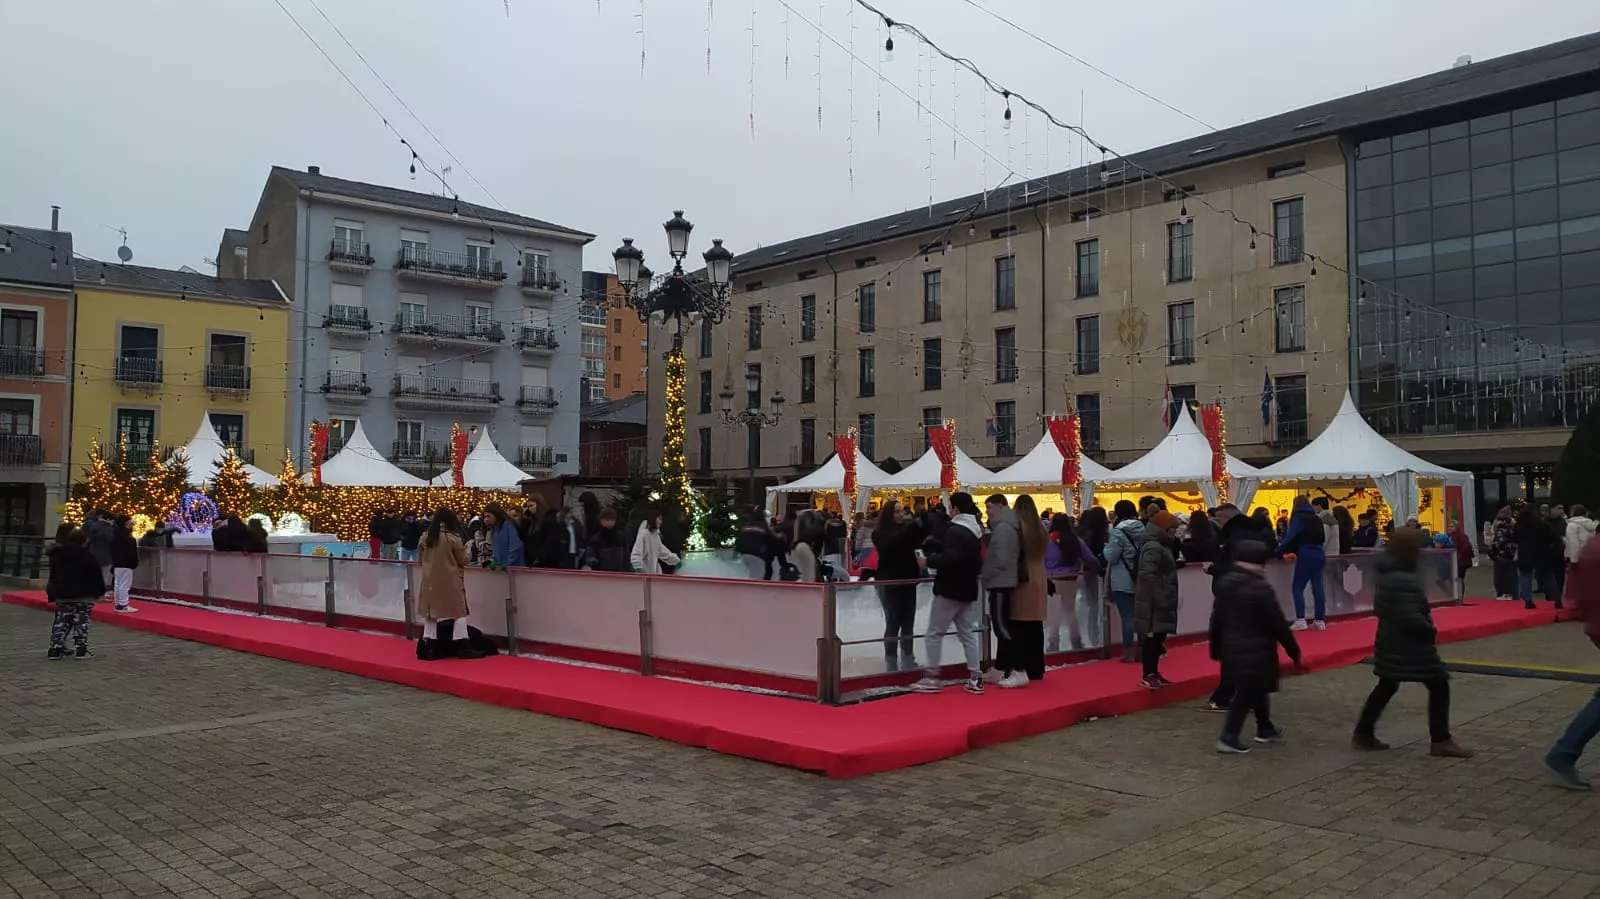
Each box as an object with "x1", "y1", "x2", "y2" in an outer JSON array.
[
  {"x1": 74, "y1": 438, "x2": 141, "y2": 520},
  {"x1": 609, "y1": 463, "x2": 661, "y2": 528},
  {"x1": 270, "y1": 450, "x2": 314, "y2": 521},
  {"x1": 209, "y1": 446, "x2": 255, "y2": 518},
  {"x1": 695, "y1": 477, "x2": 740, "y2": 549},
  {"x1": 144, "y1": 442, "x2": 190, "y2": 524}
]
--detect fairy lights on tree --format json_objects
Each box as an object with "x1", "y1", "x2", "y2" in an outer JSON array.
[{"x1": 209, "y1": 446, "x2": 255, "y2": 518}]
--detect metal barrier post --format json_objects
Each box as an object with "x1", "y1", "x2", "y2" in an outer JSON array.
[
  {"x1": 503, "y1": 568, "x2": 519, "y2": 656},
  {"x1": 638, "y1": 575, "x2": 654, "y2": 676},
  {"x1": 1100, "y1": 599, "x2": 1114, "y2": 661},
  {"x1": 256, "y1": 555, "x2": 267, "y2": 616},
  {"x1": 817, "y1": 582, "x2": 841, "y2": 704},
  {"x1": 980, "y1": 591, "x2": 994, "y2": 671},
  {"x1": 324, "y1": 557, "x2": 337, "y2": 627},
  {"x1": 402, "y1": 563, "x2": 417, "y2": 641},
  {"x1": 201, "y1": 553, "x2": 212, "y2": 607}
]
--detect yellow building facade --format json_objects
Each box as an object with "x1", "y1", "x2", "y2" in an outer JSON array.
[{"x1": 70, "y1": 266, "x2": 291, "y2": 480}]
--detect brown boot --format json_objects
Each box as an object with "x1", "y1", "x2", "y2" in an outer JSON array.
[
  {"x1": 1430, "y1": 739, "x2": 1474, "y2": 759},
  {"x1": 1351, "y1": 733, "x2": 1390, "y2": 751}
]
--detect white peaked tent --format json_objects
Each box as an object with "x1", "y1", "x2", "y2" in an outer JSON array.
[
  {"x1": 1241, "y1": 391, "x2": 1476, "y2": 539},
  {"x1": 765, "y1": 449, "x2": 891, "y2": 514},
  {"x1": 985, "y1": 432, "x2": 1118, "y2": 510},
  {"x1": 878, "y1": 445, "x2": 1000, "y2": 492},
  {"x1": 1086, "y1": 405, "x2": 1259, "y2": 508},
  {"x1": 317, "y1": 421, "x2": 428, "y2": 487},
  {"x1": 427, "y1": 432, "x2": 533, "y2": 489},
  {"x1": 180, "y1": 416, "x2": 279, "y2": 488}
]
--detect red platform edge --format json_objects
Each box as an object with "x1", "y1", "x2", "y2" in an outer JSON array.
[{"x1": 4, "y1": 591, "x2": 1569, "y2": 778}]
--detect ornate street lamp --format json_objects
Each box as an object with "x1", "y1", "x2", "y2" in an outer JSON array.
[
  {"x1": 719, "y1": 363, "x2": 785, "y2": 505},
  {"x1": 610, "y1": 211, "x2": 735, "y2": 518}
]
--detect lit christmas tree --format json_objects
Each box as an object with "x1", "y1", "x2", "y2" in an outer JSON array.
[
  {"x1": 270, "y1": 450, "x2": 314, "y2": 521},
  {"x1": 74, "y1": 438, "x2": 140, "y2": 520},
  {"x1": 695, "y1": 477, "x2": 740, "y2": 549},
  {"x1": 209, "y1": 446, "x2": 255, "y2": 518},
  {"x1": 143, "y1": 441, "x2": 190, "y2": 524}
]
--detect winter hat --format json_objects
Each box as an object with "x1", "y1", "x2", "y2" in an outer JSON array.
[
  {"x1": 1232, "y1": 539, "x2": 1272, "y2": 565},
  {"x1": 1149, "y1": 511, "x2": 1181, "y2": 533}
]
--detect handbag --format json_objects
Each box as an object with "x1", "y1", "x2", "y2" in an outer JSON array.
[{"x1": 778, "y1": 559, "x2": 801, "y2": 582}]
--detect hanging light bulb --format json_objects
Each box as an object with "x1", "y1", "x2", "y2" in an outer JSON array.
[
  {"x1": 968, "y1": 224, "x2": 976, "y2": 237},
  {"x1": 489, "y1": 229, "x2": 496, "y2": 246},
  {"x1": 1002, "y1": 92, "x2": 1013, "y2": 130},
  {"x1": 1099, "y1": 160, "x2": 1109, "y2": 182},
  {"x1": 1, "y1": 230, "x2": 11, "y2": 252},
  {"x1": 99, "y1": 264, "x2": 106, "y2": 285},
  {"x1": 1480, "y1": 333, "x2": 1488, "y2": 348},
  {"x1": 1405, "y1": 308, "x2": 1412, "y2": 321},
  {"x1": 451, "y1": 198, "x2": 460, "y2": 219},
  {"x1": 49, "y1": 250, "x2": 57, "y2": 270},
  {"x1": 1179, "y1": 201, "x2": 1190, "y2": 224},
  {"x1": 1308, "y1": 256, "x2": 1318, "y2": 278},
  {"x1": 883, "y1": 27, "x2": 894, "y2": 61},
  {"x1": 1444, "y1": 317, "x2": 1452, "y2": 336},
  {"x1": 1248, "y1": 228, "x2": 1257, "y2": 252}
]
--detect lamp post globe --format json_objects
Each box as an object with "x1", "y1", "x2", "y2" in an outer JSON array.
[
  {"x1": 611, "y1": 237, "x2": 643, "y2": 293},
  {"x1": 703, "y1": 238, "x2": 733, "y2": 294},
  {"x1": 663, "y1": 210, "x2": 694, "y2": 261}
]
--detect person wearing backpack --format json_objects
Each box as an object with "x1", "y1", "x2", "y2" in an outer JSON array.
[
  {"x1": 1103, "y1": 500, "x2": 1147, "y2": 663},
  {"x1": 1045, "y1": 514, "x2": 1099, "y2": 652}
]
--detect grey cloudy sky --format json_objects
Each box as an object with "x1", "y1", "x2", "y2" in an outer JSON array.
[{"x1": 2, "y1": 0, "x2": 1597, "y2": 274}]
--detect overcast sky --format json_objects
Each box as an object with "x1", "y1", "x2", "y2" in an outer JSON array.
[{"x1": 2, "y1": 0, "x2": 1597, "y2": 275}]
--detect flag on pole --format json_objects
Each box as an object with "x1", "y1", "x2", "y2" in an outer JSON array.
[
  {"x1": 1261, "y1": 369, "x2": 1275, "y2": 427},
  {"x1": 1161, "y1": 379, "x2": 1173, "y2": 429}
]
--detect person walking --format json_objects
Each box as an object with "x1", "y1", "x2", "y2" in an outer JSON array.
[
  {"x1": 912, "y1": 492, "x2": 986, "y2": 694},
  {"x1": 415, "y1": 508, "x2": 485, "y2": 661},
  {"x1": 630, "y1": 510, "x2": 683, "y2": 574},
  {"x1": 1045, "y1": 514, "x2": 1097, "y2": 652},
  {"x1": 108, "y1": 515, "x2": 139, "y2": 614},
  {"x1": 1103, "y1": 500, "x2": 1147, "y2": 663},
  {"x1": 1210, "y1": 539, "x2": 1300, "y2": 752},
  {"x1": 1352, "y1": 527, "x2": 1473, "y2": 758},
  {"x1": 1135, "y1": 511, "x2": 1181, "y2": 689},
  {"x1": 980, "y1": 495, "x2": 1023, "y2": 683},
  {"x1": 1279, "y1": 496, "x2": 1329, "y2": 630},
  {"x1": 873, "y1": 501, "x2": 926, "y2": 672},
  {"x1": 998, "y1": 495, "x2": 1050, "y2": 688},
  {"x1": 1514, "y1": 506, "x2": 1553, "y2": 610},
  {"x1": 1544, "y1": 505, "x2": 1571, "y2": 606},
  {"x1": 1565, "y1": 505, "x2": 1596, "y2": 605},
  {"x1": 1544, "y1": 529, "x2": 1600, "y2": 789},
  {"x1": 735, "y1": 510, "x2": 783, "y2": 580},
  {"x1": 1487, "y1": 508, "x2": 1517, "y2": 600},
  {"x1": 1203, "y1": 503, "x2": 1260, "y2": 710},
  {"x1": 46, "y1": 531, "x2": 104, "y2": 660}
]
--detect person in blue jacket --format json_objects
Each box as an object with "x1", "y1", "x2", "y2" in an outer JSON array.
[
  {"x1": 1278, "y1": 495, "x2": 1327, "y2": 631},
  {"x1": 482, "y1": 502, "x2": 525, "y2": 568}
]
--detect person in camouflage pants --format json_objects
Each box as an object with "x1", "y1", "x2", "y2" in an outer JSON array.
[
  {"x1": 45, "y1": 530, "x2": 106, "y2": 660},
  {"x1": 48, "y1": 602, "x2": 93, "y2": 659}
]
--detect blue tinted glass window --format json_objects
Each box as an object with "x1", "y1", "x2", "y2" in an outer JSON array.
[
  {"x1": 1393, "y1": 146, "x2": 1430, "y2": 181},
  {"x1": 1514, "y1": 154, "x2": 1558, "y2": 191},
  {"x1": 1516, "y1": 187, "x2": 1559, "y2": 226},
  {"x1": 1559, "y1": 109, "x2": 1600, "y2": 151},
  {"x1": 1513, "y1": 119, "x2": 1557, "y2": 158},
  {"x1": 1471, "y1": 129, "x2": 1511, "y2": 166}
]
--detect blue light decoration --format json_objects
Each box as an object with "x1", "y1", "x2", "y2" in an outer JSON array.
[{"x1": 169, "y1": 492, "x2": 220, "y2": 534}]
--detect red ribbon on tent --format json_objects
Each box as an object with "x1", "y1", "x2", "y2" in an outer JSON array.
[
  {"x1": 1046, "y1": 414, "x2": 1081, "y2": 487},
  {"x1": 450, "y1": 423, "x2": 469, "y2": 487},
  {"x1": 308, "y1": 421, "x2": 330, "y2": 488},
  {"x1": 1199, "y1": 404, "x2": 1229, "y2": 502},
  {"x1": 928, "y1": 421, "x2": 957, "y2": 489},
  {"x1": 835, "y1": 431, "x2": 857, "y2": 496}
]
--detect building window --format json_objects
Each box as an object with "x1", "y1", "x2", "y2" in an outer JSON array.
[
  {"x1": 994, "y1": 256, "x2": 1016, "y2": 310},
  {"x1": 697, "y1": 427, "x2": 712, "y2": 471},
  {"x1": 1273, "y1": 198, "x2": 1305, "y2": 265},
  {"x1": 995, "y1": 328, "x2": 1018, "y2": 382},
  {"x1": 1167, "y1": 220, "x2": 1194, "y2": 282},
  {"x1": 1075, "y1": 239, "x2": 1099, "y2": 297},
  {"x1": 858, "y1": 347, "x2": 876, "y2": 397},
  {"x1": 858, "y1": 413, "x2": 876, "y2": 460},
  {"x1": 0, "y1": 398, "x2": 34, "y2": 436},
  {"x1": 699, "y1": 370, "x2": 712, "y2": 413},
  {"x1": 923, "y1": 338, "x2": 942, "y2": 390},
  {"x1": 800, "y1": 294, "x2": 817, "y2": 341},
  {"x1": 800, "y1": 356, "x2": 816, "y2": 403},
  {"x1": 747, "y1": 305, "x2": 762, "y2": 350},
  {"x1": 397, "y1": 294, "x2": 426, "y2": 330},
  {"x1": 699, "y1": 316, "x2": 714, "y2": 357},
  {"x1": 400, "y1": 229, "x2": 428, "y2": 258},
  {"x1": 800, "y1": 419, "x2": 816, "y2": 466},
  {"x1": 1167, "y1": 384, "x2": 1197, "y2": 428},
  {"x1": 1076, "y1": 394, "x2": 1101, "y2": 454},
  {"x1": 327, "y1": 418, "x2": 356, "y2": 455},
  {"x1": 580, "y1": 304, "x2": 607, "y2": 327},
  {"x1": 1167, "y1": 301, "x2": 1195, "y2": 364},
  {"x1": 922, "y1": 407, "x2": 943, "y2": 451},
  {"x1": 1075, "y1": 316, "x2": 1100, "y2": 374},
  {"x1": 859, "y1": 282, "x2": 876, "y2": 332},
  {"x1": 209, "y1": 413, "x2": 244, "y2": 451},
  {"x1": 0, "y1": 309, "x2": 38, "y2": 348},
  {"x1": 993, "y1": 401, "x2": 1016, "y2": 456},
  {"x1": 1274, "y1": 374, "x2": 1309, "y2": 445},
  {"x1": 613, "y1": 318, "x2": 622, "y2": 334},
  {"x1": 923, "y1": 270, "x2": 942, "y2": 322},
  {"x1": 581, "y1": 332, "x2": 607, "y2": 357},
  {"x1": 465, "y1": 241, "x2": 493, "y2": 272},
  {"x1": 116, "y1": 408, "x2": 156, "y2": 458},
  {"x1": 612, "y1": 372, "x2": 622, "y2": 389},
  {"x1": 612, "y1": 346, "x2": 622, "y2": 361},
  {"x1": 1274, "y1": 285, "x2": 1306, "y2": 352}
]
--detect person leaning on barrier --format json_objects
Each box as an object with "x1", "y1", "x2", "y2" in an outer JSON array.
[
  {"x1": 586, "y1": 510, "x2": 630, "y2": 572},
  {"x1": 415, "y1": 508, "x2": 485, "y2": 662},
  {"x1": 108, "y1": 515, "x2": 139, "y2": 614}
]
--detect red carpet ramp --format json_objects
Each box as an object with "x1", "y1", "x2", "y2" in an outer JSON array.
[{"x1": 4, "y1": 592, "x2": 1568, "y2": 777}]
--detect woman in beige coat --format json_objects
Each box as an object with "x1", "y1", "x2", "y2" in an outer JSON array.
[
  {"x1": 999, "y1": 495, "x2": 1050, "y2": 688},
  {"x1": 417, "y1": 508, "x2": 485, "y2": 661}
]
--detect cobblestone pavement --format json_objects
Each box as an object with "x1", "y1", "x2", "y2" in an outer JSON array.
[{"x1": 0, "y1": 602, "x2": 1597, "y2": 899}]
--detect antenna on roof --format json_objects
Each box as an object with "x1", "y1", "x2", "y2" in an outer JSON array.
[
  {"x1": 436, "y1": 165, "x2": 452, "y2": 196},
  {"x1": 103, "y1": 224, "x2": 133, "y2": 262}
]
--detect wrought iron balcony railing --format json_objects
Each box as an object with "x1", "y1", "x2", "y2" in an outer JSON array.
[
  {"x1": 326, "y1": 238, "x2": 375, "y2": 268},
  {"x1": 397, "y1": 247, "x2": 507, "y2": 283},
  {"x1": 519, "y1": 268, "x2": 563, "y2": 292},
  {"x1": 325, "y1": 304, "x2": 372, "y2": 331},
  {"x1": 0, "y1": 345, "x2": 45, "y2": 377},
  {"x1": 514, "y1": 326, "x2": 558, "y2": 350},
  {"x1": 322, "y1": 370, "x2": 371, "y2": 395},
  {"x1": 204, "y1": 363, "x2": 251, "y2": 393},
  {"x1": 518, "y1": 445, "x2": 556, "y2": 468},
  {"x1": 393, "y1": 312, "x2": 505, "y2": 343},
  {"x1": 515, "y1": 385, "x2": 557, "y2": 408},
  {"x1": 114, "y1": 356, "x2": 162, "y2": 385},
  {"x1": 0, "y1": 434, "x2": 42, "y2": 467},
  {"x1": 392, "y1": 374, "x2": 501, "y2": 403}
]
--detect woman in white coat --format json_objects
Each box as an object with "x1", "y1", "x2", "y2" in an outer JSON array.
[{"x1": 631, "y1": 511, "x2": 683, "y2": 574}]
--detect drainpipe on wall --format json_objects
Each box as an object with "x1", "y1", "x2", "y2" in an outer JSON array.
[
  {"x1": 1030, "y1": 204, "x2": 1050, "y2": 428},
  {"x1": 824, "y1": 252, "x2": 840, "y2": 438},
  {"x1": 297, "y1": 198, "x2": 312, "y2": 468}
]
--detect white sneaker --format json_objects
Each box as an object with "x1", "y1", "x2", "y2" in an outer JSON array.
[
  {"x1": 998, "y1": 671, "x2": 1030, "y2": 689},
  {"x1": 981, "y1": 668, "x2": 1005, "y2": 684},
  {"x1": 909, "y1": 676, "x2": 943, "y2": 694},
  {"x1": 1310, "y1": 620, "x2": 1327, "y2": 631},
  {"x1": 1289, "y1": 618, "x2": 1308, "y2": 631},
  {"x1": 114, "y1": 606, "x2": 138, "y2": 614}
]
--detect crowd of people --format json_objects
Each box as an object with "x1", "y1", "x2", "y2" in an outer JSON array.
[{"x1": 1484, "y1": 501, "x2": 1596, "y2": 608}]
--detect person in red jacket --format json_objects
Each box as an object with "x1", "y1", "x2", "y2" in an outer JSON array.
[{"x1": 1544, "y1": 534, "x2": 1600, "y2": 790}]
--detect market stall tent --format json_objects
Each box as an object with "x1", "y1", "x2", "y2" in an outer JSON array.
[
  {"x1": 984, "y1": 432, "x2": 1117, "y2": 509},
  {"x1": 427, "y1": 432, "x2": 534, "y2": 489},
  {"x1": 1084, "y1": 405, "x2": 1258, "y2": 508},
  {"x1": 317, "y1": 421, "x2": 428, "y2": 487},
  {"x1": 180, "y1": 416, "x2": 279, "y2": 488},
  {"x1": 1239, "y1": 391, "x2": 1476, "y2": 539},
  {"x1": 876, "y1": 445, "x2": 1000, "y2": 493},
  {"x1": 764, "y1": 449, "x2": 891, "y2": 514}
]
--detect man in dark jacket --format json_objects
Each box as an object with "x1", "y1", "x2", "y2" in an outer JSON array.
[
  {"x1": 82, "y1": 510, "x2": 114, "y2": 597},
  {"x1": 1278, "y1": 496, "x2": 1328, "y2": 630},
  {"x1": 108, "y1": 515, "x2": 140, "y2": 613},
  {"x1": 586, "y1": 511, "x2": 630, "y2": 572},
  {"x1": 399, "y1": 513, "x2": 424, "y2": 562},
  {"x1": 1203, "y1": 503, "x2": 1254, "y2": 710},
  {"x1": 912, "y1": 492, "x2": 985, "y2": 695},
  {"x1": 1211, "y1": 539, "x2": 1300, "y2": 752},
  {"x1": 46, "y1": 531, "x2": 105, "y2": 659}
]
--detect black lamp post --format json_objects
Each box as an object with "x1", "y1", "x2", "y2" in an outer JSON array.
[{"x1": 719, "y1": 363, "x2": 785, "y2": 504}]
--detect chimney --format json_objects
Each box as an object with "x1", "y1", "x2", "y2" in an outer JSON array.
[
  {"x1": 50, "y1": 205, "x2": 59, "y2": 231},
  {"x1": 307, "y1": 165, "x2": 321, "y2": 176}
]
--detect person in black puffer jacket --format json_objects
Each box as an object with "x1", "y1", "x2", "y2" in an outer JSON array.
[
  {"x1": 1210, "y1": 538, "x2": 1300, "y2": 752},
  {"x1": 1512, "y1": 506, "x2": 1555, "y2": 609},
  {"x1": 108, "y1": 515, "x2": 140, "y2": 613},
  {"x1": 872, "y1": 501, "x2": 926, "y2": 671},
  {"x1": 911, "y1": 492, "x2": 985, "y2": 693},
  {"x1": 46, "y1": 531, "x2": 105, "y2": 659}
]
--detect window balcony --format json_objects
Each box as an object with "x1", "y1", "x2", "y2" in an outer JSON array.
[
  {"x1": 392, "y1": 374, "x2": 501, "y2": 411},
  {"x1": 392, "y1": 312, "x2": 505, "y2": 346},
  {"x1": 390, "y1": 439, "x2": 449, "y2": 477},
  {"x1": 514, "y1": 385, "x2": 557, "y2": 416},
  {"x1": 518, "y1": 445, "x2": 556, "y2": 470},
  {"x1": 204, "y1": 363, "x2": 251, "y2": 396},
  {"x1": 0, "y1": 434, "x2": 42, "y2": 467},
  {"x1": 114, "y1": 356, "x2": 163, "y2": 389},
  {"x1": 0, "y1": 345, "x2": 44, "y2": 378},
  {"x1": 326, "y1": 238, "x2": 375, "y2": 273},
  {"x1": 321, "y1": 370, "x2": 371, "y2": 404},
  {"x1": 324, "y1": 304, "x2": 372, "y2": 336},
  {"x1": 519, "y1": 268, "x2": 564, "y2": 297},
  {"x1": 514, "y1": 326, "x2": 558, "y2": 355},
  {"x1": 396, "y1": 247, "x2": 506, "y2": 288},
  {"x1": 1270, "y1": 420, "x2": 1310, "y2": 448}
]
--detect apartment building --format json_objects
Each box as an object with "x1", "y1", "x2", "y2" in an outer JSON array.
[
  {"x1": 580, "y1": 271, "x2": 649, "y2": 401},
  {"x1": 71, "y1": 265, "x2": 290, "y2": 479},
  {"x1": 227, "y1": 166, "x2": 593, "y2": 478},
  {"x1": 0, "y1": 216, "x2": 74, "y2": 533},
  {"x1": 651, "y1": 31, "x2": 1600, "y2": 518}
]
